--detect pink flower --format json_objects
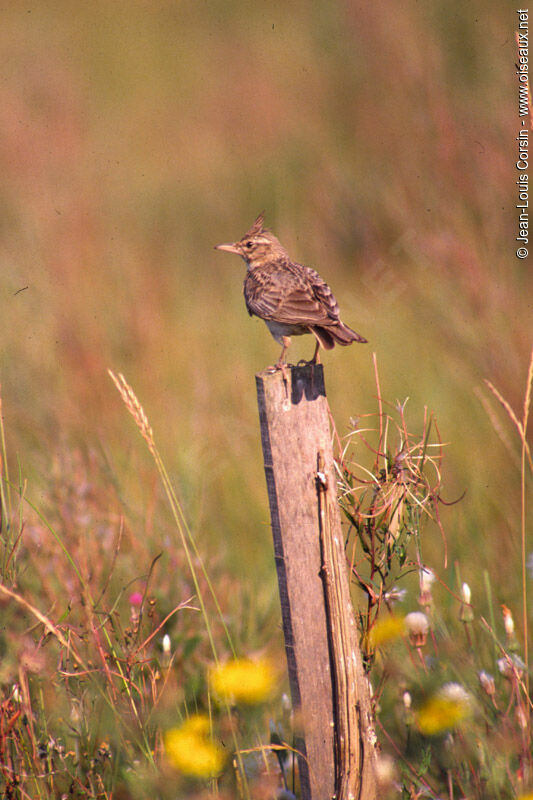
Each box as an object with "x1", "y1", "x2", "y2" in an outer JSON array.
[{"x1": 129, "y1": 591, "x2": 143, "y2": 607}]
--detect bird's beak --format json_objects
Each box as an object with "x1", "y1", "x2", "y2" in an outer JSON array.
[{"x1": 214, "y1": 242, "x2": 241, "y2": 255}]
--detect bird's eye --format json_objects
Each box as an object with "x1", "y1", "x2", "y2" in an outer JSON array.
[{"x1": 245, "y1": 240, "x2": 253, "y2": 248}]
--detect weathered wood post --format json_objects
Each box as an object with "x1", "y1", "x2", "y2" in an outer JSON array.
[{"x1": 256, "y1": 364, "x2": 377, "y2": 800}]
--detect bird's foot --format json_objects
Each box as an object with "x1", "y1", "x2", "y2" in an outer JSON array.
[
  {"x1": 265, "y1": 361, "x2": 290, "y2": 372},
  {"x1": 296, "y1": 356, "x2": 321, "y2": 367},
  {"x1": 268, "y1": 361, "x2": 291, "y2": 383}
]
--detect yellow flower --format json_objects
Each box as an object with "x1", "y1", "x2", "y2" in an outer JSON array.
[
  {"x1": 164, "y1": 714, "x2": 225, "y2": 778},
  {"x1": 210, "y1": 658, "x2": 275, "y2": 704},
  {"x1": 366, "y1": 615, "x2": 405, "y2": 649},
  {"x1": 416, "y1": 685, "x2": 471, "y2": 736},
  {"x1": 180, "y1": 713, "x2": 210, "y2": 736}
]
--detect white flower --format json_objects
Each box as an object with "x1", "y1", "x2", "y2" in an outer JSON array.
[
  {"x1": 459, "y1": 582, "x2": 474, "y2": 622},
  {"x1": 478, "y1": 670, "x2": 495, "y2": 696},
  {"x1": 438, "y1": 682, "x2": 471, "y2": 707},
  {"x1": 404, "y1": 611, "x2": 430, "y2": 646},
  {"x1": 384, "y1": 586, "x2": 408, "y2": 604},
  {"x1": 502, "y1": 605, "x2": 514, "y2": 637},
  {"x1": 419, "y1": 567, "x2": 436, "y2": 593},
  {"x1": 419, "y1": 567, "x2": 436, "y2": 607},
  {"x1": 498, "y1": 654, "x2": 525, "y2": 679}
]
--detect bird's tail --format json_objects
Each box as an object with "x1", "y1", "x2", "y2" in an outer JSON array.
[{"x1": 311, "y1": 322, "x2": 367, "y2": 349}]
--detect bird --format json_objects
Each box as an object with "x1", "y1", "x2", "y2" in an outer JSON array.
[{"x1": 215, "y1": 213, "x2": 367, "y2": 368}]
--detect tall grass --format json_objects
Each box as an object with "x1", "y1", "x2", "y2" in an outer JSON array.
[
  {"x1": 0, "y1": 0, "x2": 529, "y2": 797},
  {"x1": 0, "y1": 390, "x2": 285, "y2": 798},
  {"x1": 336, "y1": 354, "x2": 533, "y2": 798}
]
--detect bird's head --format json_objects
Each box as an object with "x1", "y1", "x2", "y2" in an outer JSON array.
[{"x1": 215, "y1": 213, "x2": 288, "y2": 268}]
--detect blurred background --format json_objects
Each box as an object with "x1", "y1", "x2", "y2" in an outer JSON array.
[{"x1": 0, "y1": 1, "x2": 529, "y2": 630}]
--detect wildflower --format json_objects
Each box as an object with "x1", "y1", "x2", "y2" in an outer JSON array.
[
  {"x1": 129, "y1": 591, "x2": 143, "y2": 627},
  {"x1": 498, "y1": 653, "x2": 526, "y2": 679},
  {"x1": 383, "y1": 586, "x2": 407, "y2": 605},
  {"x1": 459, "y1": 582, "x2": 474, "y2": 623},
  {"x1": 496, "y1": 657, "x2": 509, "y2": 677},
  {"x1": 210, "y1": 658, "x2": 275, "y2": 704},
  {"x1": 366, "y1": 615, "x2": 405, "y2": 649},
  {"x1": 440, "y1": 682, "x2": 471, "y2": 705},
  {"x1": 182, "y1": 714, "x2": 210, "y2": 735},
  {"x1": 160, "y1": 633, "x2": 172, "y2": 668},
  {"x1": 478, "y1": 670, "x2": 495, "y2": 697},
  {"x1": 129, "y1": 591, "x2": 143, "y2": 607},
  {"x1": 418, "y1": 567, "x2": 435, "y2": 606},
  {"x1": 416, "y1": 683, "x2": 471, "y2": 736},
  {"x1": 501, "y1": 604, "x2": 514, "y2": 636},
  {"x1": 164, "y1": 714, "x2": 225, "y2": 778},
  {"x1": 404, "y1": 612, "x2": 430, "y2": 647},
  {"x1": 96, "y1": 741, "x2": 111, "y2": 761},
  {"x1": 501, "y1": 604, "x2": 519, "y2": 650},
  {"x1": 402, "y1": 690, "x2": 414, "y2": 727}
]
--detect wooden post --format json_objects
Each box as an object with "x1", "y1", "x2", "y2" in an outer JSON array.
[{"x1": 256, "y1": 365, "x2": 377, "y2": 800}]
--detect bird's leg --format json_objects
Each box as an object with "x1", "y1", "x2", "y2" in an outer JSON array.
[
  {"x1": 311, "y1": 340, "x2": 321, "y2": 364},
  {"x1": 275, "y1": 337, "x2": 291, "y2": 367},
  {"x1": 275, "y1": 337, "x2": 291, "y2": 383},
  {"x1": 297, "y1": 339, "x2": 321, "y2": 367},
  {"x1": 309, "y1": 340, "x2": 320, "y2": 393}
]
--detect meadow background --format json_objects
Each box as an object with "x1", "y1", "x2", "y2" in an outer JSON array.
[{"x1": 0, "y1": 1, "x2": 531, "y2": 797}]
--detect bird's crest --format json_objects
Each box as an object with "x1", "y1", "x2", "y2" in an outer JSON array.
[{"x1": 244, "y1": 212, "x2": 266, "y2": 239}]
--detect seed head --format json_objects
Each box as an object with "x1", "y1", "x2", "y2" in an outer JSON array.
[
  {"x1": 478, "y1": 670, "x2": 495, "y2": 697},
  {"x1": 404, "y1": 611, "x2": 430, "y2": 647}
]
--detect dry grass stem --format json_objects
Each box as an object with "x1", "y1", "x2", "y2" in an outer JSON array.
[
  {"x1": 108, "y1": 370, "x2": 156, "y2": 454},
  {"x1": 483, "y1": 378, "x2": 533, "y2": 472}
]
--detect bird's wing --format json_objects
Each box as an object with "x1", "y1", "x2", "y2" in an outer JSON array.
[
  {"x1": 244, "y1": 270, "x2": 282, "y2": 318},
  {"x1": 244, "y1": 264, "x2": 341, "y2": 325}
]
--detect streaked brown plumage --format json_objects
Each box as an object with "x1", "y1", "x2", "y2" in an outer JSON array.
[{"x1": 215, "y1": 213, "x2": 367, "y2": 366}]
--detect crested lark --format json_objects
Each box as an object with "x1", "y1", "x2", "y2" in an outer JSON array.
[{"x1": 215, "y1": 213, "x2": 367, "y2": 367}]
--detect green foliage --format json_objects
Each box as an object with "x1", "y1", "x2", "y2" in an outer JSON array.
[
  {"x1": 338, "y1": 390, "x2": 444, "y2": 623},
  {"x1": 336, "y1": 360, "x2": 532, "y2": 799},
  {"x1": 0, "y1": 414, "x2": 288, "y2": 799}
]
